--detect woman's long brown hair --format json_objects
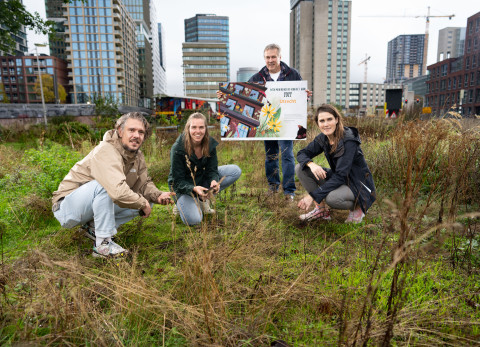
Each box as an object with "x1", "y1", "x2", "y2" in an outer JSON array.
[
  {"x1": 314, "y1": 104, "x2": 345, "y2": 153},
  {"x1": 183, "y1": 112, "x2": 210, "y2": 157}
]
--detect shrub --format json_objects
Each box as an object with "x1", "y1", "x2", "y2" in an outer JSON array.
[{"x1": 21, "y1": 140, "x2": 82, "y2": 197}]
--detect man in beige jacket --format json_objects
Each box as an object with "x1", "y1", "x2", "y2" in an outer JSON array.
[{"x1": 52, "y1": 112, "x2": 174, "y2": 258}]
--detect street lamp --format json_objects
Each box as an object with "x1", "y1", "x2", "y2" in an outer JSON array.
[{"x1": 34, "y1": 43, "x2": 48, "y2": 127}]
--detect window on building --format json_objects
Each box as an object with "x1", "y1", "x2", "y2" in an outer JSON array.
[
  {"x1": 225, "y1": 99, "x2": 236, "y2": 110},
  {"x1": 249, "y1": 89, "x2": 259, "y2": 100},
  {"x1": 242, "y1": 105, "x2": 255, "y2": 118},
  {"x1": 220, "y1": 116, "x2": 230, "y2": 136},
  {"x1": 234, "y1": 84, "x2": 244, "y2": 95},
  {"x1": 236, "y1": 123, "x2": 250, "y2": 138}
]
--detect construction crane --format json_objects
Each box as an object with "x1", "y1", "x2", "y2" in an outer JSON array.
[
  {"x1": 361, "y1": 7, "x2": 454, "y2": 76},
  {"x1": 358, "y1": 54, "x2": 371, "y2": 83}
]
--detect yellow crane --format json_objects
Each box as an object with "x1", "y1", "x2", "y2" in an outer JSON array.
[
  {"x1": 358, "y1": 54, "x2": 371, "y2": 83},
  {"x1": 362, "y1": 7, "x2": 454, "y2": 76}
]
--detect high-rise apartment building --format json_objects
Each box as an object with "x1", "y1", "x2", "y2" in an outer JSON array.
[
  {"x1": 182, "y1": 14, "x2": 229, "y2": 98},
  {"x1": 45, "y1": 0, "x2": 68, "y2": 60},
  {"x1": 123, "y1": 0, "x2": 161, "y2": 107},
  {"x1": 386, "y1": 34, "x2": 425, "y2": 84},
  {"x1": 0, "y1": 0, "x2": 28, "y2": 56},
  {"x1": 437, "y1": 27, "x2": 465, "y2": 61},
  {"x1": 45, "y1": 0, "x2": 139, "y2": 106},
  {"x1": 157, "y1": 23, "x2": 166, "y2": 95},
  {"x1": 290, "y1": 0, "x2": 351, "y2": 108}
]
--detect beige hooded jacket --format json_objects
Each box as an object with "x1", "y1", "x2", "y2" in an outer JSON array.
[{"x1": 52, "y1": 129, "x2": 162, "y2": 210}]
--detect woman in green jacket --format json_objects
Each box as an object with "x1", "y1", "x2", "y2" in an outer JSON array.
[{"x1": 168, "y1": 113, "x2": 241, "y2": 225}]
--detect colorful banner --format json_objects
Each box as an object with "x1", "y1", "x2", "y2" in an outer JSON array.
[{"x1": 218, "y1": 81, "x2": 308, "y2": 141}]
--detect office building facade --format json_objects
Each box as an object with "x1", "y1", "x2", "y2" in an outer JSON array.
[
  {"x1": 290, "y1": 0, "x2": 351, "y2": 108},
  {"x1": 0, "y1": 54, "x2": 68, "y2": 103},
  {"x1": 183, "y1": 14, "x2": 230, "y2": 98},
  {"x1": 403, "y1": 75, "x2": 428, "y2": 99},
  {"x1": 123, "y1": 0, "x2": 162, "y2": 107},
  {"x1": 426, "y1": 11, "x2": 480, "y2": 116},
  {"x1": 157, "y1": 23, "x2": 166, "y2": 95},
  {"x1": 437, "y1": 27, "x2": 465, "y2": 61},
  {"x1": 349, "y1": 82, "x2": 402, "y2": 111},
  {"x1": 183, "y1": 14, "x2": 229, "y2": 98},
  {"x1": 386, "y1": 34, "x2": 425, "y2": 84},
  {"x1": 184, "y1": 14, "x2": 229, "y2": 76},
  {"x1": 45, "y1": 0, "x2": 139, "y2": 106},
  {"x1": 236, "y1": 67, "x2": 258, "y2": 82},
  {"x1": 182, "y1": 42, "x2": 228, "y2": 98}
]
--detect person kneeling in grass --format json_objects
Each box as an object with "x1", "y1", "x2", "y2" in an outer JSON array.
[
  {"x1": 168, "y1": 112, "x2": 242, "y2": 226},
  {"x1": 52, "y1": 112, "x2": 175, "y2": 258},
  {"x1": 296, "y1": 104, "x2": 376, "y2": 223}
]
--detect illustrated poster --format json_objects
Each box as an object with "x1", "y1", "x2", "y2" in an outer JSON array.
[{"x1": 218, "y1": 80, "x2": 307, "y2": 141}]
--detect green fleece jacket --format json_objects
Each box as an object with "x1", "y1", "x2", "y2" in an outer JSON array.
[{"x1": 168, "y1": 134, "x2": 220, "y2": 196}]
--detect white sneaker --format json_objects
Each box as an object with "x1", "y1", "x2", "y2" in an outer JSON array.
[
  {"x1": 92, "y1": 240, "x2": 129, "y2": 258},
  {"x1": 200, "y1": 199, "x2": 215, "y2": 214},
  {"x1": 299, "y1": 206, "x2": 331, "y2": 221}
]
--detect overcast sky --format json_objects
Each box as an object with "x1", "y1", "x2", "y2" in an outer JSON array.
[{"x1": 24, "y1": 0, "x2": 476, "y2": 95}]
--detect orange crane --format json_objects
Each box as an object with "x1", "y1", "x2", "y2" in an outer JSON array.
[
  {"x1": 362, "y1": 7, "x2": 454, "y2": 76},
  {"x1": 358, "y1": 54, "x2": 371, "y2": 83}
]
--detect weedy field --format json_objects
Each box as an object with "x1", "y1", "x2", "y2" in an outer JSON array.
[{"x1": 0, "y1": 113, "x2": 479, "y2": 346}]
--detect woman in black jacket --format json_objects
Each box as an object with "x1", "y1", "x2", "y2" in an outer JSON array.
[
  {"x1": 296, "y1": 104, "x2": 376, "y2": 223},
  {"x1": 168, "y1": 113, "x2": 241, "y2": 226}
]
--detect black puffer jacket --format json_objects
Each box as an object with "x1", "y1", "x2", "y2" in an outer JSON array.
[
  {"x1": 248, "y1": 61, "x2": 302, "y2": 83},
  {"x1": 296, "y1": 127, "x2": 376, "y2": 213}
]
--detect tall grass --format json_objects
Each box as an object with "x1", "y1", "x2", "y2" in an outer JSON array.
[{"x1": 0, "y1": 115, "x2": 479, "y2": 346}]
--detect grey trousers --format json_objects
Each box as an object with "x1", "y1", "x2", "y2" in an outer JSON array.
[{"x1": 295, "y1": 164, "x2": 355, "y2": 210}]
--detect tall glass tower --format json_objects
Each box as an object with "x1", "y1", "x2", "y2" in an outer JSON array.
[
  {"x1": 45, "y1": 0, "x2": 139, "y2": 106},
  {"x1": 182, "y1": 14, "x2": 229, "y2": 98}
]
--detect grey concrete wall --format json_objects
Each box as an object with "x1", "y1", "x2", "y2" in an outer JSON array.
[
  {"x1": 0, "y1": 104, "x2": 95, "y2": 119},
  {"x1": 0, "y1": 104, "x2": 153, "y2": 128}
]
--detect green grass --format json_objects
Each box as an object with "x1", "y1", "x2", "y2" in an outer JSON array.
[{"x1": 0, "y1": 117, "x2": 479, "y2": 346}]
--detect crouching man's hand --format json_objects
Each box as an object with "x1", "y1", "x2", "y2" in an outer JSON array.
[
  {"x1": 141, "y1": 203, "x2": 152, "y2": 218},
  {"x1": 157, "y1": 192, "x2": 175, "y2": 205}
]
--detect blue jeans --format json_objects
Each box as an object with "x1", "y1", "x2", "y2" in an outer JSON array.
[
  {"x1": 53, "y1": 180, "x2": 141, "y2": 238},
  {"x1": 176, "y1": 164, "x2": 242, "y2": 226},
  {"x1": 264, "y1": 140, "x2": 296, "y2": 195}
]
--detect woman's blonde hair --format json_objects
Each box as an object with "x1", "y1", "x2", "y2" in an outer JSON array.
[
  {"x1": 314, "y1": 104, "x2": 345, "y2": 153},
  {"x1": 183, "y1": 112, "x2": 210, "y2": 157}
]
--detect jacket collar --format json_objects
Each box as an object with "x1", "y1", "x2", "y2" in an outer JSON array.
[
  {"x1": 104, "y1": 129, "x2": 138, "y2": 161},
  {"x1": 315, "y1": 127, "x2": 361, "y2": 149},
  {"x1": 259, "y1": 61, "x2": 292, "y2": 82}
]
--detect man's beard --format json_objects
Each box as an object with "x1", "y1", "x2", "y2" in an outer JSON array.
[{"x1": 122, "y1": 143, "x2": 139, "y2": 153}]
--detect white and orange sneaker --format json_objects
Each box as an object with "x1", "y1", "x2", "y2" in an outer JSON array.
[{"x1": 299, "y1": 206, "x2": 331, "y2": 221}]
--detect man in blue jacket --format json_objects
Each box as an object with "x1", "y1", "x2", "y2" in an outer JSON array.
[{"x1": 248, "y1": 43, "x2": 310, "y2": 201}]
